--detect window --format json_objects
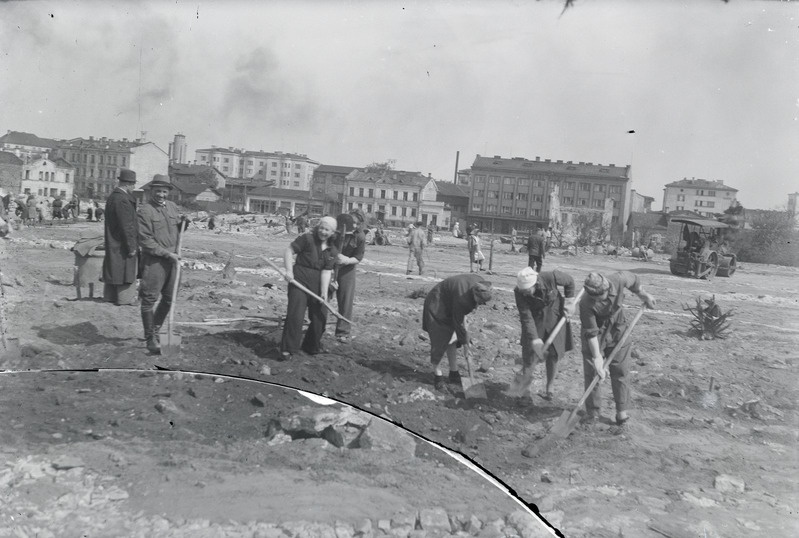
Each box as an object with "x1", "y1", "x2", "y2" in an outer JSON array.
[
  {"x1": 697, "y1": 189, "x2": 704, "y2": 196},
  {"x1": 121, "y1": 157, "x2": 126, "y2": 166},
  {"x1": 272, "y1": 162, "x2": 277, "y2": 167},
  {"x1": 271, "y1": 171, "x2": 277, "y2": 176},
  {"x1": 247, "y1": 160, "x2": 253, "y2": 165},
  {"x1": 223, "y1": 158, "x2": 229, "y2": 163},
  {"x1": 25, "y1": 170, "x2": 30, "y2": 179},
  {"x1": 223, "y1": 166, "x2": 229, "y2": 172},
  {"x1": 475, "y1": 175, "x2": 486, "y2": 183},
  {"x1": 580, "y1": 183, "x2": 590, "y2": 191},
  {"x1": 380, "y1": 190, "x2": 386, "y2": 199},
  {"x1": 410, "y1": 208, "x2": 417, "y2": 217},
  {"x1": 293, "y1": 181, "x2": 300, "y2": 187},
  {"x1": 501, "y1": 206, "x2": 512, "y2": 214},
  {"x1": 578, "y1": 199, "x2": 587, "y2": 206},
  {"x1": 613, "y1": 200, "x2": 618, "y2": 208},
  {"x1": 391, "y1": 206, "x2": 398, "y2": 216},
  {"x1": 90, "y1": 155, "x2": 95, "y2": 164},
  {"x1": 707, "y1": 190, "x2": 716, "y2": 197},
  {"x1": 706, "y1": 201, "x2": 715, "y2": 208},
  {"x1": 487, "y1": 191, "x2": 498, "y2": 199},
  {"x1": 39, "y1": 171, "x2": 43, "y2": 180},
  {"x1": 367, "y1": 204, "x2": 373, "y2": 213},
  {"x1": 393, "y1": 191, "x2": 398, "y2": 200},
  {"x1": 403, "y1": 192, "x2": 409, "y2": 201},
  {"x1": 65, "y1": 173, "x2": 70, "y2": 183},
  {"x1": 281, "y1": 180, "x2": 288, "y2": 185},
  {"x1": 201, "y1": 155, "x2": 207, "y2": 161},
  {"x1": 503, "y1": 192, "x2": 513, "y2": 200},
  {"x1": 99, "y1": 155, "x2": 103, "y2": 164},
  {"x1": 609, "y1": 185, "x2": 621, "y2": 193},
  {"x1": 489, "y1": 176, "x2": 499, "y2": 184},
  {"x1": 594, "y1": 184, "x2": 606, "y2": 192},
  {"x1": 378, "y1": 205, "x2": 385, "y2": 212},
  {"x1": 471, "y1": 203, "x2": 482, "y2": 212},
  {"x1": 612, "y1": 216, "x2": 619, "y2": 223},
  {"x1": 532, "y1": 209, "x2": 540, "y2": 216},
  {"x1": 83, "y1": 155, "x2": 87, "y2": 163},
  {"x1": 402, "y1": 207, "x2": 407, "y2": 217},
  {"x1": 295, "y1": 164, "x2": 301, "y2": 169},
  {"x1": 593, "y1": 200, "x2": 604, "y2": 208},
  {"x1": 516, "y1": 193, "x2": 527, "y2": 201},
  {"x1": 412, "y1": 192, "x2": 418, "y2": 202},
  {"x1": 358, "y1": 188, "x2": 364, "y2": 197},
  {"x1": 515, "y1": 208, "x2": 526, "y2": 215},
  {"x1": 486, "y1": 204, "x2": 497, "y2": 213},
  {"x1": 503, "y1": 177, "x2": 515, "y2": 185},
  {"x1": 349, "y1": 187, "x2": 355, "y2": 196},
  {"x1": 294, "y1": 173, "x2": 300, "y2": 178},
  {"x1": 533, "y1": 180, "x2": 542, "y2": 187},
  {"x1": 532, "y1": 194, "x2": 543, "y2": 202},
  {"x1": 474, "y1": 190, "x2": 484, "y2": 198},
  {"x1": 563, "y1": 197, "x2": 573, "y2": 206}
]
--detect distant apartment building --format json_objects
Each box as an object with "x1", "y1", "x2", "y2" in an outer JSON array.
[
  {"x1": 194, "y1": 147, "x2": 319, "y2": 190},
  {"x1": 662, "y1": 177, "x2": 738, "y2": 217},
  {"x1": 246, "y1": 185, "x2": 323, "y2": 217},
  {"x1": 0, "y1": 130, "x2": 60, "y2": 161},
  {"x1": 343, "y1": 168, "x2": 448, "y2": 227},
  {"x1": 467, "y1": 154, "x2": 632, "y2": 235},
  {"x1": 57, "y1": 136, "x2": 169, "y2": 197},
  {"x1": 310, "y1": 164, "x2": 359, "y2": 216},
  {"x1": 0, "y1": 151, "x2": 24, "y2": 193},
  {"x1": 434, "y1": 181, "x2": 470, "y2": 230},
  {"x1": 21, "y1": 156, "x2": 75, "y2": 199}
]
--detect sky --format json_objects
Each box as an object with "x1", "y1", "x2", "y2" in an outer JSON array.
[{"x1": 1, "y1": 0, "x2": 796, "y2": 210}]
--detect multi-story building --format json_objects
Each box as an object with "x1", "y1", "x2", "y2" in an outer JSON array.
[
  {"x1": 0, "y1": 151, "x2": 24, "y2": 193},
  {"x1": 467, "y1": 154, "x2": 632, "y2": 236},
  {"x1": 343, "y1": 168, "x2": 448, "y2": 227},
  {"x1": 0, "y1": 131, "x2": 60, "y2": 161},
  {"x1": 245, "y1": 185, "x2": 323, "y2": 217},
  {"x1": 434, "y1": 181, "x2": 470, "y2": 230},
  {"x1": 57, "y1": 136, "x2": 169, "y2": 197},
  {"x1": 21, "y1": 156, "x2": 74, "y2": 199},
  {"x1": 168, "y1": 133, "x2": 188, "y2": 164},
  {"x1": 309, "y1": 164, "x2": 359, "y2": 216},
  {"x1": 194, "y1": 147, "x2": 319, "y2": 190},
  {"x1": 662, "y1": 177, "x2": 738, "y2": 217}
]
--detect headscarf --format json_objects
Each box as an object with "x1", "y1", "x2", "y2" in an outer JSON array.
[
  {"x1": 584, "y1": 272, "x2": 610, "y2": 295},
  {"x1": 471, "y1": 281, "x2": 493, "y2": 304}
]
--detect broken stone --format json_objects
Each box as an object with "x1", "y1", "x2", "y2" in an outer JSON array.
[
  {"x1": 260, "y1": 365, "x2": 272, "y2": 375},
  {"x1": 357, "y1": 417, "x2": 417, "y2": 458},
  {"x1": 335, "y1": 521, "x2": 355, "y2": 538},
  {"x1": 540, "y1": 471, "x2": 552, "y2": 483},
  {"x1": 418, "y1": 508, "x2": 451, "y2": 533},
  {"x1": 154, "y1": 400, "x2": 180, "y2": 414},
  {"x1": 377, "y1": 520, "x2": 392, "y2": 533},
  {"x1": 51, "y1": 456, "x2": 84, "y2": 470},
  {"x1": 714, "y1": 474, "x2": 745, "y2": 493},
  {"x1": 251, "y1": 393, "x2": 267, "y2": 407},
  {"x1": 220, "y1": 298, "x2": 233, "y2": 307}
]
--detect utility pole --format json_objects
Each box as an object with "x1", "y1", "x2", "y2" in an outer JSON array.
[{"x1": 453, "y1": 151, "x2": 459, "y2": 183}]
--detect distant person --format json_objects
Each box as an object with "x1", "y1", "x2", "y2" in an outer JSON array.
[
  {"x1": 452, "y1": 222, "x2": 461, "y2": 239},
  {"x1": 511, "y1": 227, "x2": 518, "y2": 252},
  {"x1": 51, "y1": 196, "x2": 63, "y2": 220},
  {"x1": 102, "y1": 169, "x2": 139, "y2": 306},
  {"x1": 527, "y1": 229, "x2": 546, "y2": 272},
  {"x1": 406, "y1": 220, "x2": 427, "y2": 275},
  {"x1": 207, "y1": 215, "x2": 216, "y2": 230}
]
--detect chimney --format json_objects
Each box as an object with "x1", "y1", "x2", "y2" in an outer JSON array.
[
  {"x1": 89, "y1": 136, "x2": 94, "y2": 141},
  {"x1": 428, "y1": 173, "x2": 431, "y2": 178}
]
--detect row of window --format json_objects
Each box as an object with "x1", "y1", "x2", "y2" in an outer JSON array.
[
  {"x1": 68, "y1": 153, "x2": 126, "y2": 166},
  {"x1": 347, "y1": 202, "x2": 416, "y2": 218},
  {"x1": 24, "y1": 171, "x2": 71, "y2": 183},
  {"x1": 348, "y1": 187, "x2": 420, "y2": 202},
  {"x1": 279, "y1": 180, "x2": 302, "y2": 187},
  {"x1": 22, "y1": 188, "x2": 67, "y2": 197},
  {"x1": 561, "y1": 198, "x2": 617, "y2": 208},
  {"x1": 472, "y1": 176, "x2": 622, "y2": 194},
  {"x1": 202, "y1": 155, "x2": 304, "y2": 169},
  {"x1": 474, "y1": 191, "x2": 545, "y2": 201},
  {"x1": 471, "y1": 204, "x2": 543, "y2": 217}
]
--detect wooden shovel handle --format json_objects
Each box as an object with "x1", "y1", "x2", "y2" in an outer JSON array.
[
  {"x1": 167, "y1": 223, "x2": 185, "y2": 342},
  {"x1": 541, "y1": 288, "x2": 585, "y2": 355},
  {"x1": 260, "y1": 256, "x2": 354, "y2": 326}
]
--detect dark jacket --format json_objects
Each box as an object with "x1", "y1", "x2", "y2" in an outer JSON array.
[
  {"x1": 102, "y1": 187, "x2": 138, "y2": 285},
  {"x1": 423, "y1": 273, "x2": 487, "y2": 346},
  {"x1": 527, "y1": 234, "x2": 546, "y2": 258},
  {"x1": 336, "y1": 231, "x2": 366, "y2": 277},
  {"x1": 515, "y1": 270, "x2": 575, "y2": 358},
  {"x1": 579, "y1": 271, "x2": 642, "y2": 351},
  {"x1": 138, "y1": 200, "x2": 182, "y2": 260}
]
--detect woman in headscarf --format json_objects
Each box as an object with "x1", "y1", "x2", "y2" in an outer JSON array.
[
  {"x1": 279, "y1": 216, "x2": 340, "y2": 360},
  {"x1": 422, "y1": 274, "x2": 493, "y2": 390}
]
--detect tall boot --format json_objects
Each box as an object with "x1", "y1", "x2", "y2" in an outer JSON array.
[
  {"x1": 152, "y1": 301, "x2": 172, "y2": 346},
  {"x1": 141, "y1": 310, "x2": 160, "y2": 354}
]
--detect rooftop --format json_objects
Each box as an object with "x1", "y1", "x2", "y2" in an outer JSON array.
[
  {"x1": 664, "y1": 178, "x2": 738, "y2": 192},
  {"x1": 0, "y1": 131, "x2": 60, "y2": 149},
  {"x1": 0, "y1": 151, "x2": 24, "y2": 165},
  {"x1": 248, "y1": 185, "x2": 311, "y2": 199},
  {"x1": 315, "y1": 164, "x2": 359, "y2": 175},
  {"x1": 472, "y1": 154, "x2": 630, "y2": 178},
  {"x1": 347, "y1": 169, "x2": 434, "y2": 188},
  {"x1": 434, "y1": 181, "x2": 470, "y2": 198}
]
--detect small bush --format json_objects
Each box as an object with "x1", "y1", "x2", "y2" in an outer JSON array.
[{"x1": 683, "y1": 295, "x2": 733, "y2": 340}]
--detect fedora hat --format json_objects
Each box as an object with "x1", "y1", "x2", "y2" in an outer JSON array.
[
  {"x1": 150, "y1": 174, "x2": 173, "y2": 190},
  {"x1": 117, "y1": 168, "x2": 137, "y2": 183}
]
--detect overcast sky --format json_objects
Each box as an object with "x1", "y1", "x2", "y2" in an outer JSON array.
[{"x1": 1, "y1": 0, "x2": 796, "y2": 210}]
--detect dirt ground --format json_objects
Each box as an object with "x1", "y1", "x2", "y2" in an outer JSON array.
[{"x1": 1, "y1": 220, "x2": 798, "y2": 537}]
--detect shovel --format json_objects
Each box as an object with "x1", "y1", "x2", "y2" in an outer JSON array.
[
  {"x1": 506, "y1": 288, "x2": 585, "y2": 397},
  {"x1": 522, "y1": 305, "x2": 646, "y2": 458},
  {"x1": 160, "y1": 226, "x2": 185, "y2": 356},
  {"x1": 461, "y1": 344, "x2": 487, "y2": 400},
  {"x1": 0, "y1": 271, "x2": 21, "y2": 362},
  {"x1": 260, "y1": 256, "x2": 354, "y2": 326}
]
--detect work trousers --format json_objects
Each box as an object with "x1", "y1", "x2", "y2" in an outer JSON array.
[
  {"x1": 335, "y1": 269, "x2": 356, "y2": 336},
  {"x1": 139, "y1": 257, "x2": 178, "y2": 328},
  {"x1": 528, "y1": 255, "x2": 543, "y2": 273},
  {"x1": 521, "y1": 338, "x2": 559, "y2": 370},
  {"x1": 281, "y1": 282, "x2": 328, "y2": 354},
  {"x1": 407, "y1": 247, "x2": 424, "y2": 274},
  {"x1": 581, "y1": 339, "x2": 632, "y2": 414}
]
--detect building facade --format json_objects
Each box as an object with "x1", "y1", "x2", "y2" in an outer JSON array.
[
  {"x1": 310, "y1": 164, "x2": 358, "y2": 216},
  {"x1": 0, "y1": 151, "x2": 24, "y2": 193},
  {"x1": 434, "y1": 181, "x2": 470, "y2": 230},
  {"x1": 245, "y1": 185, "x2": 323, "y2": 217},
  {"x1": 662, "y1": 178, "x2": 738, "y2": 217},
  {"x1": 630, "y1": 189, "x2": 656, "y2": 213},
  {"x1": 0, "y1": 131, "x2": 60, "y2": 161},
  {"x1": 343, "y1": 168, "x2": 448, "y2": 227},
  {"x1": 467, "y1": 154, "x2": 632, "y2": 236},
  {"x1": 57, "y1": 136, "x2": 169, "y2": 197},
  {"x1": 21, "y1": 157, "x2": 75, "y2": 199},
  {"x1": 168, "y1": 133, "x2": 188, "y2": 164},
  {"x1": 194, "y1": 147, "x2": 319, "y2": 190}
]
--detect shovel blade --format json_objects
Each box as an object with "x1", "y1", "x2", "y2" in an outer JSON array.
[
  {"x1": 461, "y1": 376, "x2": 487, "y2": 400},
  {"x1": 548, "y1": 409, "x2": 580, "y2": 439},
  {"x1": 506, "y1": 370, "x2": 534, "y2": 398},
  {"x1": 159, "y1": 333, "x2": 182, "y2": 356}
]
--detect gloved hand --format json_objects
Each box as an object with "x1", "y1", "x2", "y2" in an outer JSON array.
[
  {"x1": 564, "y1": 298, "x2": 577, "y2": 317},
  {"x1": 532, "y1": 338, "x2": 545, "y2": 361},
  {"x1": 593, "y1": 356, "x2": 607, "y2": 380}
]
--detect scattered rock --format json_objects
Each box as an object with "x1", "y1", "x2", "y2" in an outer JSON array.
[
  {"x1": 220, "y1": 298, "x2": 233, "y2": 307},
  {"x1": 51, "y1": 455, "x2": 85, "y2": 470},
  {"x1": 154, "y1": 400, "x2": 180, "y2": 414},
  {"x1": 540, "y1": 471, "x2": 552, "y2": 483},
  {"x1": 358, "y1": 417, "x2": 417, "y2": 458},
  {"x1": 714, "y1": 474, "x2": 745, "y2": 494},
  {"x1": 260, "y1": 364, "x2": 272, "y2": 375},
  {"x1": 251, "y1": 393, "x2": 268, "y2": 407},
  {"x1": 418, "y1": 508, "x2": 451, "y2": 533}
]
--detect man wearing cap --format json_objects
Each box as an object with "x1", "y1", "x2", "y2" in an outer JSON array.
[
  {"x1": 579, "y1": 271, "x2": 656, "y2": 431},
  {"x1": 102, "y1": 168, "x2": 139, "y2": 306},
  {"x1": 137, "y1": 174, "x2": 187, "y2": 353},
  {"x1": 406, "y1": 220, "x2": 427, "y2": 275},
  {"x1": 527, "y1": 229, "x2": 546, "y2": 272},
  {"x1": 333, "y1": 213, "x2": 366, "y2": 342},
  {"x1": 422, "y1": 274, "x2": 493, "y2": 391},
  {"x1": 512, "y1": 266, "x2": 577, "y2": 401}
]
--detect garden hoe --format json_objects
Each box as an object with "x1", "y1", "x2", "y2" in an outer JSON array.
[
  {"x1": 506, "y1": 288, "x2": 585, "y2": 398},
  {"x1": 522, "y1": 304, "x2": 646, "y2": 458},
  {"x1": 0, "y1": 271, "x2": 21, "y2": 362},
  {"x1": 160, "y1": 226, "x2": 185, "y2": 356}
]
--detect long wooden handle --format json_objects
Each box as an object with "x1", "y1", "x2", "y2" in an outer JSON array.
[
  {"x1": 167, "y1": 225, "x2": 185, "y2": 340},
  {"x1": 541, "y1": 288, "x2": 585, "y2": 354},
  {"x1": 568, "y1": 305, "x2": 646, "y2": 416},
  {"x1": 0, "y1": 271, "x2": 9, "y2": 351},
  {"x1": 261, "y1": 256, "x2": 354, "y2": 325}
]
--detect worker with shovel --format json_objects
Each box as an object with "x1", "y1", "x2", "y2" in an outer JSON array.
[
  {"x1": 579, "y1": 271, "x2": 656, "y2": 432},
  {"x1": 510, "y1": 266, "x2": 578, "y2": 401},
  {"x1": 333, "y1": 213, "x2": 365, "y2": 343},
  {"x1": 279, "y1": 216, "x2": 339, "y2": 360},
  {"x1": 422, "y1": 274, "x2": 493, "y2": 392},
  {"x1": 138, "y1": 175, "x2": 188, "y2": 354}
]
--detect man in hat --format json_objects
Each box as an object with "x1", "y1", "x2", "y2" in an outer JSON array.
[
  {"x1": 512, "y1": 266, "x2": 578, "y2": 402},
  {"x1": 137, "y1": 174, "x2": 187, "y2": 353},
  {"x1": 333, "y1": 213, "x2": 366, "y2": 343},
  {"x1": 422, "y1": 274, "x2": 493, "y2": 391},
  {"x1": 527, "y1": 229, "x2": 546, "y2": 272},
  {"x1": 579, "y1": 271, "x2": 656, "y2": 432},
  {"x1": 406, "y1": 220, "x2": 427, "y2": 275},
  {"x1": 103, "y1": 168, "x2": 139, "y2": 306}
]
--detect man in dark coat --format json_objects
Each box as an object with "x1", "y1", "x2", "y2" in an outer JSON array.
[
  {"x1": 527, "y1": 229, "x2": 546, "y2": 272},
  {"x1": 138, "y1": 175, "x2": 186, "y2": 353},
  {"x1": 103, "y1": 169, "x2": 139, "y2": 306},
  {"x1": 510, "y1": 266, "x2": 578, "y2": 401},
  {"x1": 422, "y1": 274, "x2": 493, "y2": 390},
  {"x1": 579, "y1": 271, "x2": 656, "y2": 432}
]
